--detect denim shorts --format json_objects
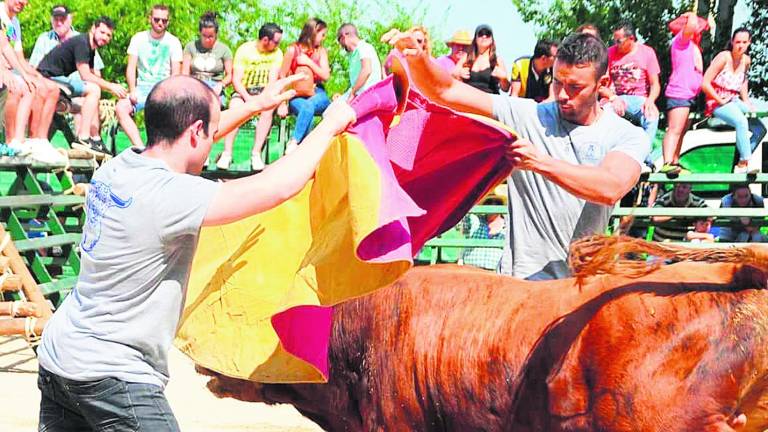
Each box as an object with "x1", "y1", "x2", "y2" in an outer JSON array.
[
  {"x1": 49, "y1": 75, "x2": 87, "y2": 97},
  {"x1": 38, "y1": 367, "x2": 180, "y2": 431},
  {"x1": 666, "y1": 97, "x2": 695, "y2": 110}
]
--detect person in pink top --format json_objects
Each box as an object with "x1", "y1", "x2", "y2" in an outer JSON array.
[
  {"x1": 659, "y1": 12, "x2": 709, "y2": 177},
  {"x1": 601, "y1": 21, "x2": 661, "y2": 151},
  {"x1": 435, "y1": 29, "x2": 471, "y2": 78},
  {"x1": 702, "y1": 27, "x2": 766, "y2": 173}
]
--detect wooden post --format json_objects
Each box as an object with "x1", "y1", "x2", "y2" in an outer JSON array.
[{"x1": 0, "y1": 223, "x2": 52, "y2": 321}]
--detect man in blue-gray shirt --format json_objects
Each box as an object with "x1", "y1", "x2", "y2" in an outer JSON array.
[{"x1": 36, "y1": 74, "x2": 355, "y2": 430}]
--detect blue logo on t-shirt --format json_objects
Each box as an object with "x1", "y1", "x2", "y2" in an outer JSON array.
[{"x1": 82, "y1": 180, "x2": 133, "y2": 252}]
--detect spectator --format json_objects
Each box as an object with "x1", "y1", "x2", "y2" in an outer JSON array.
[
  {"x1": 460, "y1": 24, "x2": 509, "y2": 94},
  {"x1": 435, "y1": 29, "x2": 471, "y2": 77},
  {"x1": 218, "y1": 23, "x2": 283, "y2": 171},
  {"x1": 37, "y1": 16, "x2": 127, "y2": 155},
  {"x1": 279, "y1": 18, "x2": 331, "y2": 155},
  {"x1": 460, "y1": 196, "x2": 506, "y2": 271},
  {"x1": 337, "y1": 23, "x2": 382, "y2": 102},
  {"x1": 702, "y1": 27, "x2": 766, "y2": 174},
  {"x1": 719, "y1": 184, "x2": 766, "y2": 242},
  {"x1": 602, "y1": 21, "x2": 661, "y2": 151},
  {"x1": 384, "y1": 31, "x2": 648, "y2": 280},
  {"x1": 651, "y1": 182, "x2": 708, "y2": 242},
  {"x1": 660, "y1": 12, "x2": 709, "y2": 177},
  {"x1": 576, "y1": 23, "x2": 602, "y2": 40},
  {"x1": 2, "y1": 0, "x2": 64, "y2": 164},
  {"x1": 181, "y1": 12, "x2": 232, "y2": 107},
  {"x1": 509, "y1": 39, "x2": 558, "y2": 102},
  {"x1": 0, "y1": 13, "x2": 34, "y2": 157},
  {"x1": 30, "y1": 5, "x2": 107, "y2": 150},
  {"x1": 384, "y1": 25, "x2": 431, "y2": 75},
  {"x1": 685, "y1": 217, "x2": 716, "y2": 243},
  {"x1": 116, "y1": 4, "x2": 183, "y2": 149}
]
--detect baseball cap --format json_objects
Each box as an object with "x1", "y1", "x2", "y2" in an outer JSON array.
[{"x1": 51, "y1": 5, "x2": 70, "y2": 17}]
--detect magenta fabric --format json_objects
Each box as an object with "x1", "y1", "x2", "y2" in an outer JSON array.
[
  {"x1": 271, "y1": 305, "x2": 333, "y2": 379},
  {"x1": 665, "y1": 32, "x2": 703, "y2": 100},
  {"x1": 608, "y1": 44, "x2": 661, "y2": 97}
]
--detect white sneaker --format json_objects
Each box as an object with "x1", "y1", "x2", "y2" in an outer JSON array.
[
  {"x1": 28, "y1": 139, "x2": 67, "y2": 165},
  {"x1": 284, "y1": 140, "x2": 298, "y2": 155},
  {"x1": 251, "y1": 154, "x2": 265, "y2": 171},
  {"x1": 8, "y1": 139, "x2": 32, "y2": 156},
  {"x1": 216, "y1": 152, "x2": 232, "y2": 170},
  {"x1": 733, "y1": 164, "x2": 759, "y2": 174}
]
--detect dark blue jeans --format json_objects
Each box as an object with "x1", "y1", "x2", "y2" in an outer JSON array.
[
  {"x1": 38, "y1": 367, "x2": 180, "y2": 431},
  {"x1": 289, "y1": 86, "x2": 330, "y2": 142}
]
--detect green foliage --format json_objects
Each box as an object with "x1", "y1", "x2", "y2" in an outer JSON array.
[
  {"x1": 745, "y1": 0, "x2": 768, "y2": 99},
  {"x1": 18, "y1": 0, "x2": 435, "y2": 96}
]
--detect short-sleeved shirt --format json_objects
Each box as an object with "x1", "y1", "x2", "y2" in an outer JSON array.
[
  {"x1": 127, "y1": 31, "x2": 183, "y2": 87},
  {"x1": 38, "y1": 33, "x2": 94, "y2": 78},
  {"x1": 37, "y1": 148, "x2": 220, "y2": 388},
  {"x1": 665, "y1": 32, "x2": 703, "y2": 100},
  {"x1": 491, "y1": 96, "x2": 649, "y2": 279},
  {"x1": 0, "y1": 3, "x2": 22, "y2": 53},
  {"x1": 233, "y1": 41, "x2": 282, "y2": 89},
  {"x1": 607, "y1": 43, "x2": 660, "y2": 97},
  {"x1": 510, "y1": 56, "x2": 553, "y2": 102},
  {"x1": 30, "y1": 30, "x2": 105, "y2": 71},
  {"x1": 435, "y1": 55, "x2": 456, "y2": 73},
  {"x1": 184, "y1": 39, "x2": 232, "y2": 82},
  {"x1": 652, "y1": 190, "x2": 708, "y2": 242},
  {"x1": 348, "y1": 40, "x2": 382, "y2": 93}
]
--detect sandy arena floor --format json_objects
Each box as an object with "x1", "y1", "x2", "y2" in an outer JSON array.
[{"x1": 0, "y1": 335, "x2": 323, "y2": 431}]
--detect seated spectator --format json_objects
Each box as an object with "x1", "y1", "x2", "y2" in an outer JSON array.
[
  {"x1": 279, "y1": 18, "x2": 331, "y2": 155},
  {"x1": 509, "y1": 39, "x2": 558, "y2": 102},
  {"x1": 460, "y1": 196, "x2": 506, "y2": 271},
  {"x1": 601, "y1": 21, "x2": 661, "y2": 152},
  {"x1": 701, "y1": 27, "x2": 765, "y2": 174},
  {"x1": 660, "y1": 12, "x2": 709, "y2": 177},
  {"x1": 576, "y1": 23, "x2": 602, "y2": 40},
  {"x1": 719, "y1": 184, "x2": 766, "y2": 242},
  {"x1": 651, "y1": 182, "x2": 708, "y2": 242},
  {"x1": 460, "y1": 24, "x2": 509, "y2": 94},
  {"x1": 30, "y1": 5, "x2": 107, "y2": 147},
  {"x1": 2, "y1": 0, "x2": 63, "y2": 164},
  {"x1": 685, "y1": 217, "x2": 716, "y2": 243},
  {"x1": 181, "y1": 12, "x2": 232, "y2": 106},
  {"x1": 435, "y1": 29, "x2": 471, "y2": 77},
  {"x1": 37, "y1": 17, "x2": 126, "y2": 155},
  {"x1": 384, "y1": 25, "x2": 430, "y2": 75},
  {"x1": 337, "y1": 23, "x2": 382, "y2": 101},
  {"x1": 116, "y1": 4, "x2": 183, "y2": 149},
  {"x1": 219, "y1": 23, "x2": 283, "y2": 170}
]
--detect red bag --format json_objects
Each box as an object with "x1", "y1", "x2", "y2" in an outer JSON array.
[{"x1": 290, "y1": 44, "x2": 316, "y2": 98}]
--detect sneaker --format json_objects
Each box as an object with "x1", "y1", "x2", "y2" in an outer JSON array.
[
  {"x1": 8, "y1": 139, "x2": 32, "y2": 156},
  {"x1": 216, "y1": 152, "x2": 232, "y2": 170},
  {"x1": 251, "y1": 153, "x2": 265, "y2": 171},
  {"x1": 734, "y1": 164, "x2": 759, "y2": 175},
  {"x1": 0, "y1": 143, "x2": 18, "y2": 157},
  {"x1": 659, "y1": 163, "x2": 681, "y2": 178},
  {"x1": 28, "y1": 139, "x2": 67, "y2": 165},
  {"x1": 284, "y1": 140, "x2": 298, "y2": 155},
  {"x1": 72, "y1": 137, "x2": 108, "y2": 157}
]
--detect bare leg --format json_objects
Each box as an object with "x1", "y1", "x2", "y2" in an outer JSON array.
[
  {"x1": 29, "y1": 77, "x2": 59, "y2": 139},
  {"x1": 661, "y1": 107, "x2": 690, "y2": 165},
  {"x1": 252, "y1": 108, "x2": 274, "y2": 156},
  {"x1": 77, "y1": 82, "x2": 101, "y2": 139},
  {"x1": 116, "y1": 98, "x2": 143, "y2": 148},
  {"x1": 222, "y1": 97, "x2": 244, "y2": 157}
]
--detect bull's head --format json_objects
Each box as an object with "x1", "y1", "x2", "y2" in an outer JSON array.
[{"x1": 81, "y1": 180, "x2": 133, "y2": 253}]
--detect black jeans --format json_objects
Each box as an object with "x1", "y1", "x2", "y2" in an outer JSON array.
[{"x1": 38, "y1": 367, "x2": 180, "y2": 431}]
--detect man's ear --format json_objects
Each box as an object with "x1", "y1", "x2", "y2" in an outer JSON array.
[
  {"x1": 597, "y1": 73, "x2": 610, "y2": 90},
  {"x1": 189, "y1": 120, "x2": 205, "y2": 145}
]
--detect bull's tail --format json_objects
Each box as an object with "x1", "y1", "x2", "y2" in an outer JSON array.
[{"x1": 569, "y1": 235, "x2": 768, "y2": 280}]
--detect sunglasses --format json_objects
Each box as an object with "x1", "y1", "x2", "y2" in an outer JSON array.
[
  {"x1": 477, "y1": 30, "x2": 492, "y2": 38},
  {"x1": 152, "y1": 17, "x2": 169, "y2": 24},
  {"x1": 613, "y1": 36, "x2": 627, "y2": 45}
]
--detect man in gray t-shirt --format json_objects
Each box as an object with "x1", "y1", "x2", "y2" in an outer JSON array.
[
  {"x1": 388, "y1": 31, "x2": 648, "y2": 279},
  {"x1": 36, "y1": 74, "x2": 356, "y2": 430}
]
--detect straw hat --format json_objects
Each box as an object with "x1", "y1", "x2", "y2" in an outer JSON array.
[{"x1": 446, "y1": 29, "x2": 472, "y2": 46}]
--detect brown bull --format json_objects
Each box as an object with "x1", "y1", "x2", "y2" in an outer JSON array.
[{"x1": 201, "y1": 238, "x2": 768, "y2": 431}]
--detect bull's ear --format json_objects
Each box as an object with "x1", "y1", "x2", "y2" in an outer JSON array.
[{"x1": 545, "y1": 333, "x2": 590, "y2": 420}]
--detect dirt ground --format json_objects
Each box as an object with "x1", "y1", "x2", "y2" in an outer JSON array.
[{"x1": 0, "y1": 335, "x2": 323, "y2": 432}]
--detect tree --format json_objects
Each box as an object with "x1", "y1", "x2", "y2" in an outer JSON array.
[
  {"x1": 18, "y1": 0, "x2": 434, "y2": 96},
  {"x1": 745, "y1": 0, "x2": 768, "y2": 99}
]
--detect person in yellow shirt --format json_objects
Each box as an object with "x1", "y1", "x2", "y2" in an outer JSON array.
[
  {"x1": 218, "y1": 23, "x2": 284, "y2": 171},
  {"x1": 509, "y1": 39, "x2": 558, "y2": 102}
]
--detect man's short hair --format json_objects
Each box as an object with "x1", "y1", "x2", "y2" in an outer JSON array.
[
  {"x1": 144, "y1": 77, "x2": 215, "y2": 147},
  {"x1": 557, "y1": 32, "x2": 608, "y2": 77},
  {"x1": 337, "y1": 23, "x2": 358, "y2": 40},
  {"x1": 533, "y1": 39, "x2": 557, "y2": 59},
  {"x1": 613, "y1": 21, "x2": 636, "y2": 39},
  {"x1": 93, "y1": 16, "x2": 115, "y2": 30},
  {"x1": 151, "y1": 4, "x2": 169, "y2": 14},
  {"x1": 258, "y1": 23, "x2": 282, "y2": 41}
]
